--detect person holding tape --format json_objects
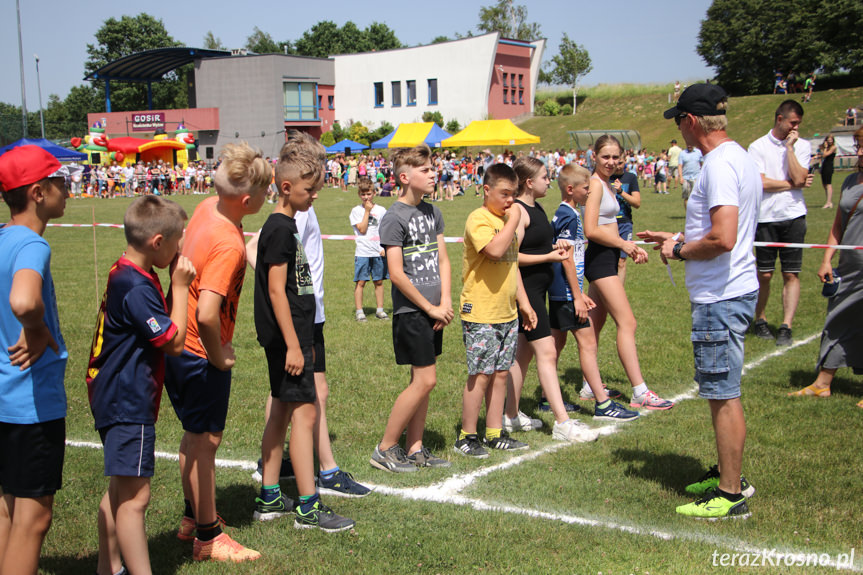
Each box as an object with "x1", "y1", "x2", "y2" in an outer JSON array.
[{"x1": 640, "y1": 83, "x2": 761, "y2": 519}]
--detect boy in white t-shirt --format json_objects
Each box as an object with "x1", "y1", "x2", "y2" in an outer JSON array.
[{"x1": 350, "y1": 177, "x2": 388, "y2": 321}]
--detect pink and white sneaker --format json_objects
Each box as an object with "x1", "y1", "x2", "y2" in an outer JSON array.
[{"x1": 630, "y1": 390, "x2": 674, "y2": 410}]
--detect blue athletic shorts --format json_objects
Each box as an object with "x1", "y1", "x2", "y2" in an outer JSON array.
[
  {"x1": 99, "y1": 423, "x2": 156, "y2": 477},
  {"x1": 165, "y1": 350, "x2": 232, "y2": 433},
  {"x1": 691, "y1": 291, "x2": 757, "y2": 400},
  {"x1": 617, "y1": 221, "x2": 633, "y2": 259}
]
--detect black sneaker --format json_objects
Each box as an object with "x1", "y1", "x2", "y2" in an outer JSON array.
[
  {"x1": 538, "y1": 397, "x2": 580, "y2": 412},
  {"x1": 251, "y1": 457, "x2": 295, "y2": 483},
  {"x1": 776, "y1": 324, "x2": 792, "y2": 346},
  {"x1": 751, "y1": 319, "x2": 774, "y2": 340},
  {"x1": 294, "y1": 501, "x2": 355, "y2": 532},
  {"x1": 318, "y1": 470, "x2": 372, "y2": 498},
  {"x1": 407, "y1": 446, "x2": 452, "y2": 468},
  {"x1": 253, "y1": 492, "x2": 294, "y2": 522},
  {"x1": 453, "y1": 434, "x2": 489, "y2": 458},
  {"x1": 483, "y1": 433, "x2": 529, "y2": 451}
]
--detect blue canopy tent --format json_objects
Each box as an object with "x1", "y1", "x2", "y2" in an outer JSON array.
[
  {"x1": 370, "y1": 123, "x2": 453, "y2": 149},
  {"x1": 325, "y1": 139, "x2": 369, "y2": 154},
  {"x1": 0, "y1": 138, "x2": 87, "y2": 162}
]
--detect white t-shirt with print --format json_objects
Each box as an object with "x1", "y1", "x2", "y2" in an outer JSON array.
[{"x1": 350, "y1": 203, "x2": 387, "y2": 257}]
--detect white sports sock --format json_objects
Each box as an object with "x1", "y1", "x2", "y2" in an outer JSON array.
[{"x1": 633, "y1": 382, "x2": 648, "y2": 397}]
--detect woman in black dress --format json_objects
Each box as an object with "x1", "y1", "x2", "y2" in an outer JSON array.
[{"x1": 818, "y1": 135, "x2": 837, "y2": 209}]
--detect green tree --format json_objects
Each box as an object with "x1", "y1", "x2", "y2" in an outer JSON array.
[
  {"x1": 331, "y1": 121, "x2": 346, "y2": 143},
  {"x1": 320, "y1": 131, "x2": 336, "y2": 147},
  {"x1": 203, "y1": 31, "x2": 226, "y2": 51},
  {"x1": 545, "y1": 33, "x2": 592, "y2": 114},
  {"x1": 697, "y1": 0, "x2": 863, "y2": 94},
  {"x1": 477, "y1": 0, "x2": 541, "y2": 40},
  {"x1": 445, "y1": 119, "x2": 461, "y2": 134},
  {"x1": 84, "y1": 14, "x2": 186, "y2": 112},
  {"x1": 63, "y1": 85, "x2": 102, "y2": 134},
  {"x1": 348, "y1": 122, "x2": 370, "y2": 147},
  {"x1": 431, "y1": 35, "x2": 451, "y2": 44},
  {"x1": 245, "y1": 27, "x2": 289, "y2": 54},
  {"x1": 422, "y1": 111, "x2": 444, "y2": 127},
  {"x1": 368, "y1": 121, "x2": 394, "y2": 146},
  {"x1": 294, "y1": 21, "x2": 400, "y2": 57}
]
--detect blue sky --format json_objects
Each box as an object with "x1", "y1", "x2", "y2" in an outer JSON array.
[{"x1": 1, "y1": 0, "x2": 714, "y2": 110}]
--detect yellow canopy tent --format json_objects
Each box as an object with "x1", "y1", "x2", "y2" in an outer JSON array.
[{"x1": 441, "y1": 119, "x2": 540, "y2": 147}]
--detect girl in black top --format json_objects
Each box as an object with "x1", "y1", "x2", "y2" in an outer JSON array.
[{"x1": 504, "y1": 157, "x2": 599, "y2": 442}]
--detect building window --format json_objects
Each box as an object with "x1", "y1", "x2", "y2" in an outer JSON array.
[
  {"x1": 284, "y1": 82, "x2": 318, "y2": 121},
  {"x1": 519, "y1": 89, "x2": 524, "y2": 105},
  {"x1": 503, "y1": 89, "x2": 508, "y2": 104},
  {"x1": 511, "y1": 89, "x2": 517, "y2": 104},
  {"x1": 428, "y1": 79, "x2": 438, "y2": 105},
  {"x1": 392, "y1": 81, "x2": 401, "y2": 107},
  {"x1": 519, "y1": 74, "x2": 524, "y2": 87},
  {"x1": 318, "y1": 95, "x2": 323, "y2": 110},
  {"x1": 374, "y1": 82, "x2": 384, "y2": 108},
  {"x1": 407, "y1": 80, "x2": 416, "y2": 106},
  {"x1": 503, "y1": 72, "x2": 508, "y2": 87},
  {"x1": 328, "y1": 95, "x2": 334, "y2": 109}
]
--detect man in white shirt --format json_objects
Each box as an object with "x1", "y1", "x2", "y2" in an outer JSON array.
[
  {"x1": 747, "y1": 100, "x2": 813, "y2": 346},
  {"x1": 640, "y1": 83, "x2": 761, "y2": 520},
  {"x1": 667, "y1": 139, "x2": 683, "y2": 190}
]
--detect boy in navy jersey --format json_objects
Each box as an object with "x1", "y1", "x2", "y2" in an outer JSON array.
[{"x1": 87, "y1": 196, "x2": 196, "y2": 575}]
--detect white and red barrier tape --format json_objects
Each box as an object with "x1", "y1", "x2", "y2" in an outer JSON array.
[{"x1": 46, "y1": 223, "x2": 863, "y2": 250}]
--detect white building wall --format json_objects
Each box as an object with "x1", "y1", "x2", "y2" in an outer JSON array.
[{"x1": 333, "y1": 34, "x2": 499, "y2": 130}]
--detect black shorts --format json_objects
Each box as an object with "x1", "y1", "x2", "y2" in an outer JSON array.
[
  {"x1": 755, "y1": 216, "x2": 806, "y2": 274},
  {"x1": 518, "y1": 283, "x2": 551, "y2": 341},
  {"x1": 392, "y1": 310, "x2": 442, "y2": 367},
  {"x1": 313, "y1": 322, "x2": 326, "y2": 373},
  {"x1": 0, "y1": 419, "x2": 65, "y2": 497},
  {"x1": 549, "y1": 300, "x2": 591, "y2": 332},
  {"x1": 264, "y1": 344, "x2": 317, "y2": 403},
  {"x1": 99, "y1": 423, "x2": 156, "y2": 478},
  {"x1": 165, "y1": 350, "x2": 232, "y2": 434},
  {"x1": 585, "y1": 242, "x2": 619, "y2": 282}
]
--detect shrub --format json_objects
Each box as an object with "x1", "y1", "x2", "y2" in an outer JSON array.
[
  {"x1": 445, "y1": 119, "x2": 461, "y2": 134},
  {"x1": 320, "y1": 131, "x2": 336, "y2": 147},
  {"x1": 560, "y1": 103, "x2": 573, "y2": 116}
]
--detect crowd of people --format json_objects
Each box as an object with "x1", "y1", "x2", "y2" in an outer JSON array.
[
  {"x1": 1, "y1": 84, "x2": 862, "y2": 574},
  {"x1": 68, "y1": 160, "x2": 217, "y2": 198}
]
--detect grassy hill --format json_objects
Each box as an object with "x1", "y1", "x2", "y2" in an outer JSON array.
[{"x1": 517, "y1": 86, "x2": 863, "y2": 152}]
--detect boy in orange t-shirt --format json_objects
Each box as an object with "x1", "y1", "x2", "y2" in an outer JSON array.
[{"x1": 164, "y1": 142, "x2": 270, "y2": 563}]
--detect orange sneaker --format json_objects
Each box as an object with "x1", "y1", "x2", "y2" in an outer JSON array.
[
  {"x1": 178, "y1": 514, "x2": 227, "y2": 542},
  {"x1": 193, "y1": 532, "x2": 261, "y2": 562}
]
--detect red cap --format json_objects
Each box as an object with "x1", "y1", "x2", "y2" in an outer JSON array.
[{"x1": 0, "y1": 146, "x2": 62, "y2": 192}]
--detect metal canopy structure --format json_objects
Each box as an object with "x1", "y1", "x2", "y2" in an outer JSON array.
[
  {"x1": 84, "y1": 47, "x2": 231, "y2": 112},
  {"x1": 567, "y1": 129, "x2": 642, "y2": 151}
]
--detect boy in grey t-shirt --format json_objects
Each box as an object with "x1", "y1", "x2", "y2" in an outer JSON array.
[{"x1": 369, "y1": 144, "x2": 454, "y2": 473}]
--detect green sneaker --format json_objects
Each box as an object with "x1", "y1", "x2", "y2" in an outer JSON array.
[
  {"x1": 253, "y1": 492, "x2": 293, "y2": 522},
  {"x1": 685, "y1": 465, "x2": 755, "y2": 498},
  {"x1": 676, "y1": 488, "x2": 751, "y2": 520},
  {"x1": 294, "y1": 501, "x2": 355, "y2": 533}
]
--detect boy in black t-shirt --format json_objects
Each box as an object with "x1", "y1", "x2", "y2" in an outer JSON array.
[{"x1": 253, "y1": 131, "x2": 354, "y2": 532}]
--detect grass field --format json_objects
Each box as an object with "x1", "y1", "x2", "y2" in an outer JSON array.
[{"x1": 35, "y1": 168, "x2": 863, "y2": 574}]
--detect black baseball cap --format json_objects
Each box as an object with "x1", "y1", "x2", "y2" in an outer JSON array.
[{"x1": 663, "y1": 84, "x2": 728, "y2": 119}]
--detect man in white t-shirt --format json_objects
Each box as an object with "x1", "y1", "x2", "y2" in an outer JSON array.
[
  {"x1": 640, "y1": 83, "x2": 761, "y2": 520},
  {"x1": 349, "y1": 178, "x2": 389, "y2": 321},
  {"x1": 747, "y1": 100, "x2": 813, "y2": 346},
  {"x1": 667, "y1": 139, "x2": 683, "y2": 190}
]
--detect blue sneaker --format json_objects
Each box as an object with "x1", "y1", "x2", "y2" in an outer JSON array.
[
  {"x1": 593, "y1": 400, "x2": 640, "y2": 422},
  {"x1": 318, "y1": 470, "x2": 372, "y2": 498},
  {"x1": 538, "y1": 397, "x2": 580, "y2": 413}
]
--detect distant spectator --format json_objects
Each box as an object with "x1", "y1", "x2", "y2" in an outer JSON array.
[{"x1": 846, "y1": 107, "x2": 858, "y2": 126}]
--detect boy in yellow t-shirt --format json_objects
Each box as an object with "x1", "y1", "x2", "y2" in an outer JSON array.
[{"x1": 455, "y1": 164, "x2": 536, "y2": 458}]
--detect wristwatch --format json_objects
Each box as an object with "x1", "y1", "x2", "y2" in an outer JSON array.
[{"x1": 673, "y1": 242, "x2": 686, "y2": 261}]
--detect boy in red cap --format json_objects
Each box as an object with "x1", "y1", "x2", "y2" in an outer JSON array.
[{"x1": 0, "y1": 145, "x2": 70, "y2": 574}]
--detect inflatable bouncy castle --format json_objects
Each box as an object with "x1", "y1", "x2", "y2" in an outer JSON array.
[{"x1": 71, "y1": 123, "x2": 197, "y2": 167}]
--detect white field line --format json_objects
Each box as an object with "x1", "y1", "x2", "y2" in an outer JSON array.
[{"x1": 68, "y1": 331, "x2": 858, "y2": 570}]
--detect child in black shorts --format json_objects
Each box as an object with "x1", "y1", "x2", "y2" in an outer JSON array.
[
  {"x1": 370, "y1": 144, "x2": 454, "y2": 473},
  {"x1": 253, "y1": 131, "x2": 354, "y2": 532}
]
